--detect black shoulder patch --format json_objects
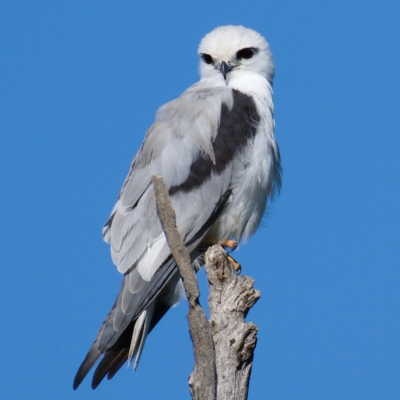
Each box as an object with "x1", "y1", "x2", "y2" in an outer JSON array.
[{"x1": 169, "y1": 89, "x2": 260, "y2": 195}]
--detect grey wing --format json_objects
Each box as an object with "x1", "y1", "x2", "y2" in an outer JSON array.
[
  {"x1": 73, "y1": 86, "x2": 235, "y2": 389},
  {"x1": 105, "y1": 85, "x2": 236, "y2": 291}
]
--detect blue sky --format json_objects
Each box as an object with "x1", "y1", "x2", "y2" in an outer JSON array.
[{"x1": 1, "y1": 1, "x2": 400, "y2": 399}]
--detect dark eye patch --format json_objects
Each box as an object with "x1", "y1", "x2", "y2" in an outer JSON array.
[
  {"x1": 236, "y1": 47, "x2": 257, "y2": 60},
  {"x1": 201, "y1": 53, "x2": 213, "y2": 64}
]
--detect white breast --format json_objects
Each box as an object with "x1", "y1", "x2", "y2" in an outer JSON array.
[{"x1": 208, "y1": 73, "x2": 277, "y2": 241}]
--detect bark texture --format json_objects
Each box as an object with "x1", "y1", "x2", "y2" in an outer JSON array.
[{"x1": 205, "y1": 245, "x2": 261, "y2": 400}]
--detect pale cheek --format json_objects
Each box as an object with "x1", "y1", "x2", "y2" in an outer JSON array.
[{"x1": 199, "y1": 64, "x2": 217, "y2": 78}]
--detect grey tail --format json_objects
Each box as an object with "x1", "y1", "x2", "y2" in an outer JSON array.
[{"x1": 73, "y1": 286, "x2": 173, "y2": 390}]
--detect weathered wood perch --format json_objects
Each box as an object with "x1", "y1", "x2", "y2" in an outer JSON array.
[
  {"x1": 152, "y1": 174, "x2": 260, "y2": 400},
  {"x1": 205, "y1": 245, "x2": 260, "y2": 400}
]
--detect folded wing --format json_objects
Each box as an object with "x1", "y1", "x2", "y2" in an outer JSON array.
[{"x1": 74, "y1": 85, "x2": 238, "y2": 389}]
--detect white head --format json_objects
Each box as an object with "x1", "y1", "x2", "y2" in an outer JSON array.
[{"x1": 198, "y1": 25, "x2": 274, "y2": 84}]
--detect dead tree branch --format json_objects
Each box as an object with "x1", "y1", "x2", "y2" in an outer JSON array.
[
  {"x1": 152, "y1": 175, "x2": 216, "y2": 400},
  {"x1": 205, "y1": 245, "x2": 261, "y2": 400}
]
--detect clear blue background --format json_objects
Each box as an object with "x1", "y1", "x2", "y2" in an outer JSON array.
[{"x1": 1, "y1": 1, "x2": 399, "y2": 399}]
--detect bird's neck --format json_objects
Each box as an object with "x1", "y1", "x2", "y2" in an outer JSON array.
[
  {"x1": 228, "y1": 72, "x2": 271, "y2": 97},
  {"x1": 227, "y1": 72, "x2": 273, "y2": 116}
]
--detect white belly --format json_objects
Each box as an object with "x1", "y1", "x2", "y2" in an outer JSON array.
[
  {"x1": 209, "y1": 119, "x2": 275, "y2": 241},
  {"x1": 206, "y1": 75, "x2": 278, "y2": 242}
]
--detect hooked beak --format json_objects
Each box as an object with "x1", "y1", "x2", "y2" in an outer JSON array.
[{"x1": 219, "y1": 61, "x2": 233, "y2": 80}]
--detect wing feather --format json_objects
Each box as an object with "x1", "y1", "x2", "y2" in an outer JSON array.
[
  {"x1": 73, "y1": 84, "x2": 262, "y2": 389},
  {"x1": 105, "y1": 85, "x2": 234, "y2": 280}
]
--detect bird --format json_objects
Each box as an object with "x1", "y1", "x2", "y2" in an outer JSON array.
[{"x1": 73, "y1": 25, "x2": 281, "y2": 390}]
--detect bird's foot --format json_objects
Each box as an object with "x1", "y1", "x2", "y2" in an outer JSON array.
[
  {"x1": 226, "y1": 253, "x2": 241, "y2": 275},
  {"x1": 201, "y1": 239, "x2": 241, "y2": 274},
  {"x1": 218, "y1": 240, "x2": 240, "y2": 274},
  {"x1": 219, "y1": 239, "x2": 238, "y2": 252}
]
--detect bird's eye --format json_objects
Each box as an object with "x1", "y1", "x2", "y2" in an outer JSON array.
[
  {"x1": 236, "y1": 47, "x2": 257, "y2": 60},
  {"x1": 201, "y1": 53, "x2": 213, "y2": 64}
]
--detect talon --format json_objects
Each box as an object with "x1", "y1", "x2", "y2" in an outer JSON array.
[
  {"x1": 227, "y1": 254, "x2": 241, "y2": 275},
  {"x1": 220, "y1": 240, "x2": 238, "y2": 251}
]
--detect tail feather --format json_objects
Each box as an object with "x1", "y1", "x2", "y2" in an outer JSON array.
[
  {"x1": 106, "y1": 349, "x2": 129, "y2": 380},
  {"x1": 128, "y1": 309, "x2": 148, "y2": 365},
  {"x1": 128, "y1": 305, "x2": 155, "y2": 369},
  {"x1": 73, "y1": 264, "x2": 185, "y2": 389},
  {"x1": 92, "y1": 349, "x2": 126, "y2": 389},
  {"x1": 91, "y1": 306, "x2": 153, "y2": 388},
  {"x1": 73, "y1": 345, "x2": 102, "y2": 390}
]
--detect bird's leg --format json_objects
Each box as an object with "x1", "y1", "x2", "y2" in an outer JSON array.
[
  {"x1": 219, "y1": 240, "x2": 241, "y2": 274},
  {"x1": 219, "y1": 239, "x2": 238, "y2": 252},
  {"x1": 225, "y1": 254, "x2": 241, "y2": 274},
  {"x1": 201, "y1": 238, "x2": 237, "y2": 251},
  {"x1": 201, "y1": 239, "x2": 241, "y2": 274}
]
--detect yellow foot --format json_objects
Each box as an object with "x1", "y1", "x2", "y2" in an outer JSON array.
[
  {"x1": 200, "y1": 238, "x2": 241, "y2": 273},
  {"x1": 219, "y1": 239, "x2": 238, "y2": 251},
  {"x1": 227, "y1": 254, "x2": 241, "y2": 275}
]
